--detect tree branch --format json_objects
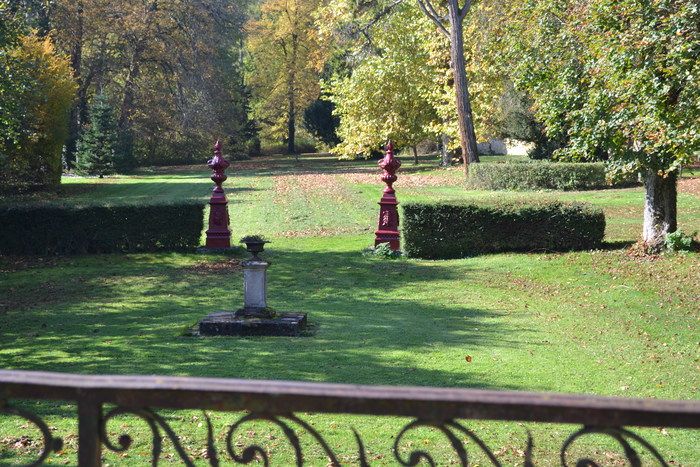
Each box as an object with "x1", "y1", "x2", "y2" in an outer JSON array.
[
  {"x1": 360, "y1": 0, "x2": 404, "y2": 35},
  {"x1": 459, "y1": 0, "x2": 473, "y2": 19},
  {"x1": 417, "y1": 0, "x2": 449, "y2": 38}
]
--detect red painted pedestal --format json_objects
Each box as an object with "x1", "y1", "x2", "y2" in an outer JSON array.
[
  {"x1": 205, "y1": 141, "x2": 232, "y2": 249},
  {"x1": 375, "y1": 142, "x2": 402, "y2": 251}
]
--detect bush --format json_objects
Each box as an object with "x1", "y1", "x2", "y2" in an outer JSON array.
[
  {"x1": 363, "y1": 243, "x2": 403, "y2": 259},
  {"x1": 403, "y1": 201, "x2": 605, "y2": 259},
  {"x1": 0, "y1": 202, "x2": 205, "y2": 255},
  {"x1": 0, "y1": 34, "x2": 77, "y2": 191},
  {"x1": 664, "y1": 230, "x2": 697, "y2": 253},
  {"x1": 468, "y1": 161, "x2": 637, "y2": 191}
]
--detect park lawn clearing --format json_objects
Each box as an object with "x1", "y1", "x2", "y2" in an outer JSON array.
[{"x1": 0, "y1": 154, "x2": 698, "y2": 464}]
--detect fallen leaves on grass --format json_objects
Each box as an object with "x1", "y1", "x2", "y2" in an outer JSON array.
[
  {"x1": 279, "y1": 226, "x2": 369, "y2": 238},
  {"x1": 678, "y1": 177, "x2": 700, "y2": 197},
  {"x1": 626, "y1": 241, "x2": 662, "y2": 261},
  {"x1": 184, "y1": 259, "x2": 242, "y2": 274},
  {"x1": 340, "y1": 172, "x2": 463, "y2": 188},
  {"x1": 0, "y1": 256, "x2": 61, "y2": 273}
]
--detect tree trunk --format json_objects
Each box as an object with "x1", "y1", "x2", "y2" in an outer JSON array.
[
  {"x1": 118, "y1": 52, "x2": 142, "y2": 162},
  {"x1": 119, "y1": 56, "x2": 141, "y2": 131},
  {"x1": 440, "y1": 134, "x2": 451, "y2": 167},
  {"x1": 447, "y1": 1, "x2": 479, "y2": 176},
  {"x1": 287, "y1": 32, "x2": 299, "y2": 157},
  {"x1": 412, "y1": 145, "x2": 419, "y2": 165},
  {"x1": 287, "y1": 104, "x2": 296, "y2": 156},
  {"x1": 643, "y1": 170, "x2": 678, "y2": 251},
  {"x1": 65, "y1": 1, "x2": 84, "y2": 169}
]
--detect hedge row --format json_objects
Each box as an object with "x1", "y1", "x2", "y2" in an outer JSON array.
[
  {"x1": 403, "y1": 201, "x2": 605, "y2": 259},
  {"x1": 0, "y1": 202, "x2": 205, "y2": 255},
  {"x1": 468, "y1": 162, "x2": 637, "y2": 191}
]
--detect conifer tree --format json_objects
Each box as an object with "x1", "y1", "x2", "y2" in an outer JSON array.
[{"x1": 75, "y1": 94, "x2": 119, "y2": 177}]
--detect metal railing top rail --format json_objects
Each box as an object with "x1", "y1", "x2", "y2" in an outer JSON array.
[{"x1": 1, "y1": 370, "x2": 698, "y2": 428}]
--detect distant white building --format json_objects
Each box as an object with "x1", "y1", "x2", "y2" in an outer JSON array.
[{"x1": 477, "y1": 139, "x2": 534, "y2": 156}]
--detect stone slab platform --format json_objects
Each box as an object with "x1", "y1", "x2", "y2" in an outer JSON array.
[{"x1": 199, "y1": 311, "x2": 307, "y2": 337}]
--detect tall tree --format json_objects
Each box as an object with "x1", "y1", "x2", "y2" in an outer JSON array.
[
  {"x1": 500, "y1": 0, "x2": 699, "y2": 250},
  {"x1": 49, "y1": 0, "x2": 255, "y2": 167},
  {"x1": 246, "y1": 0, "x2": 327, "y2": 154},
  {"x1": 75, "y1": 93, "x2": 119, "y2": 177},
  {"x1": 416, "y1": 0, "x2": 480, "y2": 174},
  {"x1": 327, "y1": 4, "x2": 439, "y2": 160}
]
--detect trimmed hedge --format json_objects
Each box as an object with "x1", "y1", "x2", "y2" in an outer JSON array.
[
  {"x1": 0, "y1": 202, "x2": 205, "y2": 255},
  {"x1": 403, "y1": 201, "x2": 605, "y2": 259},
  {"x1": 468, "y1": 162, "x2": 637, "y2": 191}
]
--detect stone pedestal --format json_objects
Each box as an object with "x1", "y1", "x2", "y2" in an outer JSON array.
[
  {"x1": 196, "y1": 252, "x2": 308, "y2": 337},
  {"x1": 237, "y1": 260, "x2": 272, "y2": 319}
]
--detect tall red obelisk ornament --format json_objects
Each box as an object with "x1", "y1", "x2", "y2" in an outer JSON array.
[
  {"x1": 375, "y1": 141, "x2": 402, "y2": 251},
  {"x1": 205, "y1": 140, "x2": 232, "y2": 249}
]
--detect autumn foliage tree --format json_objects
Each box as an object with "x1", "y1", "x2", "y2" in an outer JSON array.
[
  {"x1": 318, "y1": 0, "x2": 518, "y2": 164},
  {"x1": 246, "y1": 0, "x2": 327, "y2": 154},
  {"x1": 0, "y1": 30, "x2": 76, "y2": 190},
  {"x1": 48, "y1": 0, "x2": 255, "y2": 168}
]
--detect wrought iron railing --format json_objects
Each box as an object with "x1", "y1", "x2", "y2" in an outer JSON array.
[{"x1": 0, "y1": 370, "x2": 698, "y2": 466}]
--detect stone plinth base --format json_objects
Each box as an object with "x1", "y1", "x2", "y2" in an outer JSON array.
[{"x1": 199, "y1": 311, "x2": 307, "y2": 337}]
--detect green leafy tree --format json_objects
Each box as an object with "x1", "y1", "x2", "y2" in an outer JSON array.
[
  {"x1": 327, "y1": 4, "x2": 439, "y2": 161},
  {"x1": 75, "y1": 94, "x2": 119, "y2": 177},
  {"x1": 0, "y1": 3, "x2": 27, "y2": 155},
  {"x1": 501, "y1": 0, "x2": 699, "y2": 250},
  {"x1": 416, "y1": 0, "x2": 481, "y2": 172}
]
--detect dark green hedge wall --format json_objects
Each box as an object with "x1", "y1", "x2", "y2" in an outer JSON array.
[
  {"x1": 403, "y1": 201, "x2": 605, "y2": 259},
  {"x1": 468, "y1": 162, "x2": 638, "y2": 191},
  {"x1": 0, "y1": 202, "x2": 205, "y2": 255}
]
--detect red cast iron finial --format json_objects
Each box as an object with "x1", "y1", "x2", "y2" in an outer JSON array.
[
  {"x1": 205, "y1": 140, "x2": 232, "y2": 249},
  {"x1": 208, "y1": 140, "x2": 230, "y2": 192},
  {"x1": 379, "y1": 141, "x2": 401, "y2": 193},
  {"x1": 375, "y1": 140, "x2": 401, "y2": 251}
]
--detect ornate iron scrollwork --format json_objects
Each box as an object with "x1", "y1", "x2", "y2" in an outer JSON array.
[
  {"x1": 393, "y1": 419, "x2": 533, "y2": 467},
  {"x1": 225, "y1": 412, "x2": 342, "y2": 466},
  {"x1": 100, "y1": 406, "x2": 203, "y2": 466},
  {"x1": 561, "y1": 426, "x2": 669, "y2": 467},
  {"x1": 0, "y1": 404, "x2": 63, "y2": 467},
  {"x1": 2, "y1": 402, "x2": 670, "y2": 466}
]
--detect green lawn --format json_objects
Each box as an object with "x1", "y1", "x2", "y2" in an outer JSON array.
[{"x1": 1, "y1": 154, "x2": 698, "y2": 465}]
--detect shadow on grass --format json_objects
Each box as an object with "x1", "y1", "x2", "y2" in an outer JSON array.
[
  {"x1": 0, "y1": 182, "x2": 260, "y2": 207},
  {"x1": 600, "y1": 240, "x2": 636, "y2": 250},
  {"x1": 0, "y1": 248, "x2": 530, "y2": 397}
]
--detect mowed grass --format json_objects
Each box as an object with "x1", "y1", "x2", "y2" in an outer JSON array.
[{"x1": 0, "y1": 154, "x2": 698, "y2": 465}]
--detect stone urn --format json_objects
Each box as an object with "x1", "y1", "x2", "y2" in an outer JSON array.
[{"x1": 241, "y1": 236, "x2": 269, "y2": 260}]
